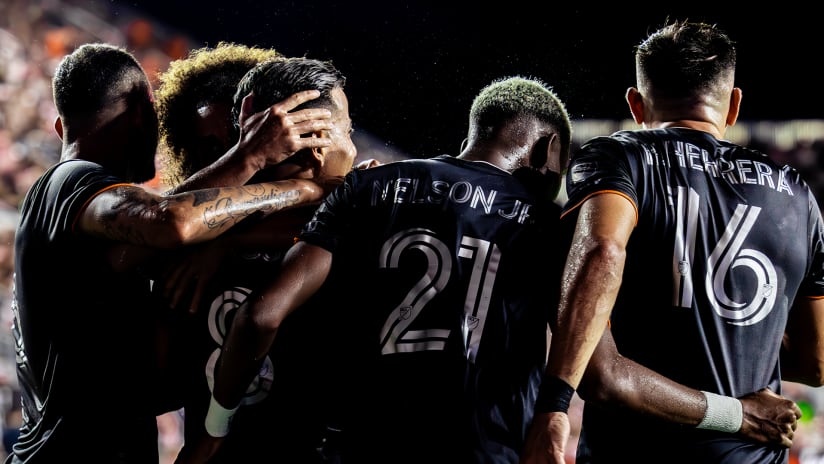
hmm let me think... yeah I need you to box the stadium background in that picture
[1,1,822,462]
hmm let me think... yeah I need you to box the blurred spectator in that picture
[0,207,18,460]
[126,18,154,50]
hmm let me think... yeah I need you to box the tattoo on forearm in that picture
[202,187,302,229]
[97,184,307,244]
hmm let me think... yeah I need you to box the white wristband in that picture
[697,391,743,433]
[204,396,239,438]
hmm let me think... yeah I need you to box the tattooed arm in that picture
[78,178,333,248]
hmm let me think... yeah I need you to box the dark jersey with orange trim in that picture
[563,128,824,463]
[9,160,160,464]
[299,155,562,463]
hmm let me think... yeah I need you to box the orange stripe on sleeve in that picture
[71,183,134,233]
[560,190,639,226]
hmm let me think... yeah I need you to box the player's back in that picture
[597,128,812,395]
[303,155,558,463]
[10,160,160,463]
[567,128,823,463]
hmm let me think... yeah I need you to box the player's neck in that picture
[646,120,724,139]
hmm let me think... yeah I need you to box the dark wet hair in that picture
[635,19,736,100]
[232,56,346,128]
[52,43,147,120]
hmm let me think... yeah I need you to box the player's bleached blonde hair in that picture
[469,76,572,162]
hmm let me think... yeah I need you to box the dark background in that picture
[123,1,821,157]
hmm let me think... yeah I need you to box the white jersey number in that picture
[378,228,499,362]
[672,186,777,325]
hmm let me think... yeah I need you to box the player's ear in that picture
[54,116,64,140]
[726,87,742,127]
[310,130,326,168]
[528,135,550,171]
[311,147,325,166]
[539,133,563,200]
[521,134,562,201]
[626,87,644,124]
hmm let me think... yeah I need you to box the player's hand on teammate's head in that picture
[236,90,333,169]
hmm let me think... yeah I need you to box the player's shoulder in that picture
[353,155,452,176]
[49,158,105,177]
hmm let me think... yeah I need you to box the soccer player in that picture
[525,20,819,464]
[169,56,358,463]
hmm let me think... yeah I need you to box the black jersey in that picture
[173,245,333,463]
[299,155,561,463]
[564,128,824,463]
[8,160,160,464]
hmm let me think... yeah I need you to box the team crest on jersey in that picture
[465,315,480,330]
[400,306,412,320]
[569,161,600,184]
[761,283,774,298]
[678,260,689,275]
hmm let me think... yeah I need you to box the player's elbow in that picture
[123,201,194,248]
[800,353,824,387]
[578,356,622,404]
[244,295,290,335]
[781,343,824,387]
[172,204,213,245]
[807,373,824,388]
[577,337,639,406]
[788,364,824,387]
[590,237,626,274]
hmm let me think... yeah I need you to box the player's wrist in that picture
[697,391,743,433]
[222,141,265,179]
[534,374,575,414]
[204,395,240,438]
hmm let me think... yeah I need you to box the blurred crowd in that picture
[2,0,824,463]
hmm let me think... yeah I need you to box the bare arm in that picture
[78,178,332,248]
[166,90,333,194]
[580,327,801,447]
[782,297,824,386]
[174,241,332,463]
[578,328,705,424]
[212,241,331,407]
[522,193,634,464]
[547,193,634,389]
